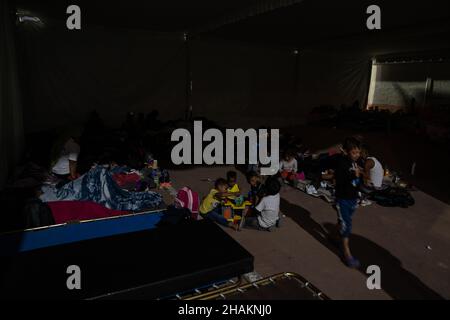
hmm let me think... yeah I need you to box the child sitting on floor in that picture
[200,178,237,229]
[243,176,280,231]
[280,150,298,183]
[226,170,241,195]
[359,144,384,191]
[246,171,263,206]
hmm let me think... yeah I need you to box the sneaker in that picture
[296,181,306,191]
[360,199,372,207]
[320,194,333,203]
[306,185,318,195]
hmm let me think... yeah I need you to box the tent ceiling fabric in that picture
[14,0,450,49]
[210,0,450,47]
[13,0,260,32]
[192,0,306,34]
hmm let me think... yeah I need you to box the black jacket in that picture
[335,156,359,200]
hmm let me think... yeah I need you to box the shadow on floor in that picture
[280,198,444,300]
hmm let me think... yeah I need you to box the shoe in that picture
[296,181,306,191]
[320,194,333,203]
[360,199,372,207]
[306,185,318,195]
[344,256,361,269]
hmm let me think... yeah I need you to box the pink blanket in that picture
[47,201,130,224]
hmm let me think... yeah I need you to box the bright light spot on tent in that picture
[293,50,299,55]
[16,9,44,28]
[18,16,41,23]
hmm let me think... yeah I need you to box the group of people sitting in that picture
[49,120,383,268]
[278,135,385,197]
[47,110,169,189]
[199,171,281,232]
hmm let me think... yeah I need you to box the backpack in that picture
[174,187,200,220]
[369,187,415,208]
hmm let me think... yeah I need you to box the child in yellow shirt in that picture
[226,171,241,197]
[200,178,237,229]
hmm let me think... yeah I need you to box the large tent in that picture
[2,0,450,187]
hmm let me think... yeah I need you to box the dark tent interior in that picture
[2,0,448,194]
[9,0,450,129]
[1,0,450,300]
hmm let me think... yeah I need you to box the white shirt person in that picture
[52,138,80,178]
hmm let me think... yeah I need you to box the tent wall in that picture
[1,1,24,189]
[18,25,373,131]
[18,26,186,132]
[191,39,371,128]
[296,51,371,113]
[191,38,299,128]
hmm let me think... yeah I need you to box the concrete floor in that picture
[168,166,450,300]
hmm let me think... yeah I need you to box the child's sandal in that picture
[344,256,361,269]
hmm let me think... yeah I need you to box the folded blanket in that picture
[40,166,163,211]
[47,201,129,224]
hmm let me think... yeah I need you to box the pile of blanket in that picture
[40,166,163,211]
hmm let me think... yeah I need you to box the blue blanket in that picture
[40,166,163,211]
